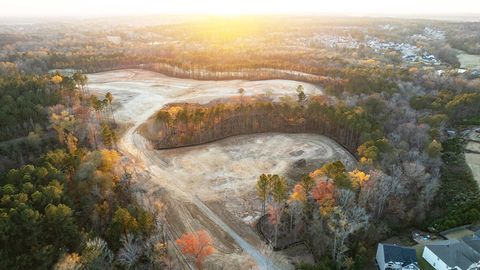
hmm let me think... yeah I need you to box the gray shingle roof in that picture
[381,243,419,267]
[426,239,480,269]
[465,239,480,254]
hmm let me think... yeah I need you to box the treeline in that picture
[44,52,336,83]
[446,23,480,54]
[410,90,480,125]
[427,138,480,231]
[145,63,331,84]
[141,95,374,154]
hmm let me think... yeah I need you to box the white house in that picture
[376,243,420,270]
[423,239,480,270]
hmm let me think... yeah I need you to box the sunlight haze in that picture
[3,0,480,17]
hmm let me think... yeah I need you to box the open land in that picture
[454,49,480,69]
[88,69,356,269]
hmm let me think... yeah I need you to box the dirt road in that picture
[88,69,354,269]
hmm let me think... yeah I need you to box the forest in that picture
[1,14,480,269]
[139,67,480,268]
[1,59,479,269]
[141,92,368,154]
[0,70,171,269]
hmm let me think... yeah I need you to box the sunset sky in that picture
[2,0,480,17]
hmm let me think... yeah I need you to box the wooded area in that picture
[141,95,368,154]
[0,71,171,269]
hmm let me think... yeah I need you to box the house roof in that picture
[380,243,419,267]
[426,239,480,270]
[465,239,480,254]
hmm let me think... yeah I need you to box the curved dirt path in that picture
[193,196,277,269]
[119,105,280,269]
[88,69,354,269]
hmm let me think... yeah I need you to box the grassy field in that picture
[443,228,475,240]
[454,49,480,69]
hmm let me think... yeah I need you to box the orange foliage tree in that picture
[176,230,215,269]
[289,184,306,202]
[311,180,336,215]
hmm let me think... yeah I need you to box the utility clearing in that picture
[88,69,355,269]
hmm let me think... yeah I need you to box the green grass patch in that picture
[454,49,480,69]
[414,244,435,270]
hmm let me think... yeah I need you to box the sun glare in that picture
[2,0,480,17]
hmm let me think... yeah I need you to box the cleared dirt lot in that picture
[148,133,355,221]
[88,69,323,124]
[88,69,355,269]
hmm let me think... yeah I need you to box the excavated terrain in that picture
[88,69,355,269]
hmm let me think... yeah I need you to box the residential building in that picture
[376,243,420,270]
[423,239,480,270]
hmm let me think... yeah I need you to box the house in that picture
[376,243,420,270]
[422,239,480,270]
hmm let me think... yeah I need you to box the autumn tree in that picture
[288,184,306,232]
[426,139,442,158]
[101,123,117,149]
[299,174,316,217]
[72,72,88,96]
[300,175,315,195]
[357,141,379,165]
[176,230,215,269]
[51,75,63,85]
[270,175,288,247]
[256,173,271,216]
[312,179,336,215]
[105,92,116,125]
[290,184,306,202]
[66,133,78,154]
[348,169,370,191]
[311,161,351,189]
[110,208,139,238]
[99,149,120,172]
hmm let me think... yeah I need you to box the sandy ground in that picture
[88,69,354,269]
[466,130,480,186]
[88,69,322,124]
[148,133,354,222]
